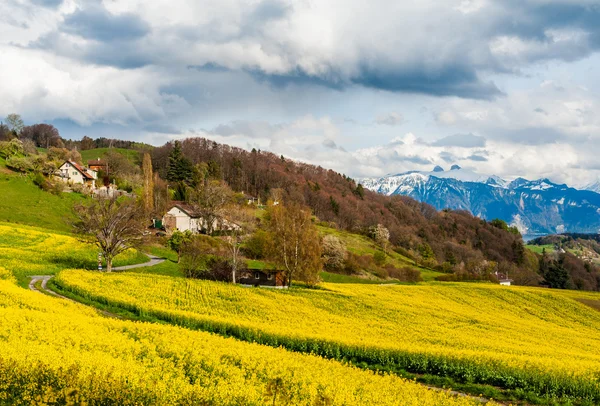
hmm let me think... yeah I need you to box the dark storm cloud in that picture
[432,133,487,148]
[62,4,150,42]
[26,1,600,99]
[351,64,502,100]
[246,68,346,90]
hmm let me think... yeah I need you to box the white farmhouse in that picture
[163,205,201,234]
[162,203,241,234]
[56,161,97,188]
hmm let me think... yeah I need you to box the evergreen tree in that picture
[167,141,193,183]
[544,261,570,289]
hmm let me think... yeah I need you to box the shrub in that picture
[322,235,346,271]
[243,230,268,259]
[385,265,422,282]
[373,250,386,267]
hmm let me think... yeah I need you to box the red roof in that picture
[67,161,94,180]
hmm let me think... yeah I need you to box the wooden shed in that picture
[238,269,288,288]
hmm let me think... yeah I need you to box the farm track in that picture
[28,253,166,319]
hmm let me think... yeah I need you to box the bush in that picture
[373,251,386,267]
[385,265,422,282]
[243,230,268,259]
[322,235,346,271]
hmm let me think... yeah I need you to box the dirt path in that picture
[112,254,165,271]
[28,253,165,319]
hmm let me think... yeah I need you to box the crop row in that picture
[54,269,600,402]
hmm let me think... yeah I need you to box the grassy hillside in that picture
[318,226,444,281]
[0,172,84,232]
[55,270,600,402]
[81,147,140,164]
[0,222,148,287]
[526,244,555,254]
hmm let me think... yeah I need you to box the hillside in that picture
[152,138,538,285]
[80,147,141,165]
[54,269,600,403]
[0,172,84,232]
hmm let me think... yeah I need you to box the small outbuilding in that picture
[499,279,513,286]
[238,269,288,288]
[88,158,108,172]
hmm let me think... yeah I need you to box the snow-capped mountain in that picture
[359,166,600,235]
[584,180,600,194]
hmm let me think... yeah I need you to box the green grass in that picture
[526,244,555,254]
[80,148,141,164]
[123,260,183,278]
[0,173,85,233]
[317,225,444,281]
[320,271,400,284]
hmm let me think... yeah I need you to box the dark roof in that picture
[88,159,107,166]
[66,161,94,180]
[169,203,201,218]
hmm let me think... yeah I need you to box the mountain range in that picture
[359,166,600,235]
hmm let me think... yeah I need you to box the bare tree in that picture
[190,180,233,234]
[222,205,256,283]
[266,203,322,286]
[73,197,145,272]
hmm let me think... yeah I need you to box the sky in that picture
[2,0,600,186]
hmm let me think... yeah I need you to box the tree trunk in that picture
[106,257,113,272]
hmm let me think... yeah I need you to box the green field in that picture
[526,244,555,254]
[0,173,85,232]
[80,148,141,164]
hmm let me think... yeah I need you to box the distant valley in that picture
[360,166,600,235]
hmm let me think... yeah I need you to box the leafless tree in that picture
[73,196,146,272]
[190,180,233,234]
[222,205,256,283]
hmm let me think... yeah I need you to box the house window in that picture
[267,273,273,280]
[254,272,260,280]
[73,171,78,175]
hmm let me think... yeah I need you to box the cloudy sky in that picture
[2,0,600,186]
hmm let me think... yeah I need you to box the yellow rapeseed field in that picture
[55,270,600,401]
[0,222,146,285]
[0,279,482,405]
[0,222,489,404]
